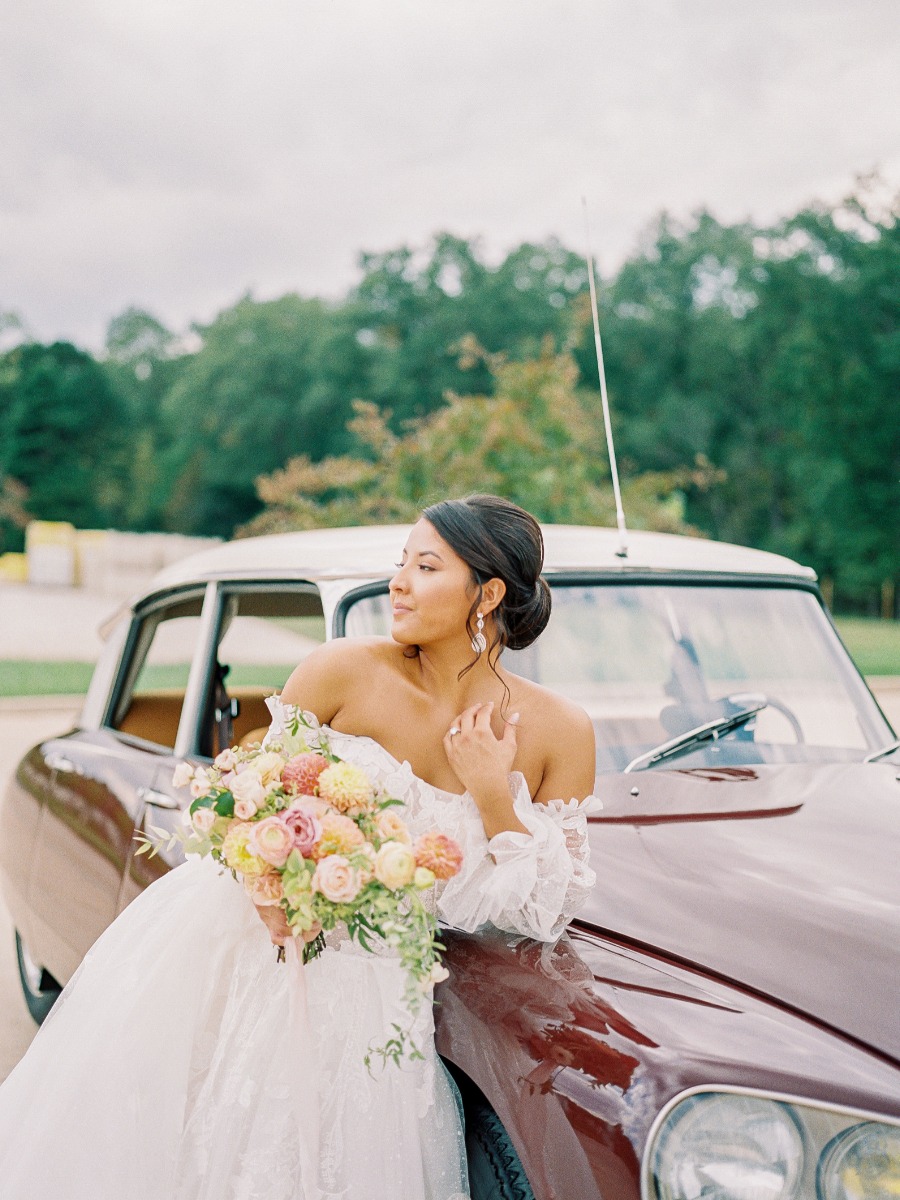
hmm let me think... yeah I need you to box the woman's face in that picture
[388,518,477,648]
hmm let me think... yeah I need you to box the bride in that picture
[0,494,598,1200]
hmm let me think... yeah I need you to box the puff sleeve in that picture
[435,772,599,942]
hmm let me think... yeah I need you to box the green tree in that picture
[0,342,129,547]
[102,308,187,531]
[353,234,588,424]
[158,295,369,537]
[576,189,899,611]
[239,346,715,536]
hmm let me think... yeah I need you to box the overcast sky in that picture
[2,0,898,349]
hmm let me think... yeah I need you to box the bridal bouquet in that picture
[136,706,463,1067]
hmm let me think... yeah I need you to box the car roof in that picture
[145,524,817,595]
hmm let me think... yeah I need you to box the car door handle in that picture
[137,786,180,810]
[45,752,79,774]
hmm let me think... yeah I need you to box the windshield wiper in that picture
[624,700,769,773]
[863,738,900,763]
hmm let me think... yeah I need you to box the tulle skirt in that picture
[0,857,469,1200]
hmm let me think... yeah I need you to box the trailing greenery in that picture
[0,185,897,613]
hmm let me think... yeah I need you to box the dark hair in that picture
[418,495,551,702]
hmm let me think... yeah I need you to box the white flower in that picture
[429,962,449,985]
[172,761,194,789]
[231,770,265,808]
[214,747,237,771]
[190,774,213,800]
[419,962,450,993]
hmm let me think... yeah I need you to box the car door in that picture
[26,587,212,985]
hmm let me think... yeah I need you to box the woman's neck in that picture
[409,638,506,709]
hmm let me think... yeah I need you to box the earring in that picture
[471,612,487,655]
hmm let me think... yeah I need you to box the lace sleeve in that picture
[435,772,599,942]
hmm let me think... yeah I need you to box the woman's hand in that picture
[443,702,529,838]
[254,903,321,948]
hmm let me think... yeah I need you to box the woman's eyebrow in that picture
[418,550,444,561]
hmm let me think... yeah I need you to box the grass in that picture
[833,618,900,676]
[0,661,296,697]
[0,619,897,696]
[0,660,95,696]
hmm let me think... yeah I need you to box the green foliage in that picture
[157,294,366,536]
[353,233,588,424]
[0,341,129,550]
[580,186,900,610]
[240,344,715,536]
[101,308,189,532]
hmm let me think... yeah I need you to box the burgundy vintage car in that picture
[2,525,899,1200]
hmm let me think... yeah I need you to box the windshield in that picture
[344,582,892,772]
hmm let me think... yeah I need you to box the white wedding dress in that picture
[0,698,596,1200]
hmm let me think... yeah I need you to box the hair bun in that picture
[504,576,552,650]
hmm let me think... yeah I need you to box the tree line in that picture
[0,184,897,616]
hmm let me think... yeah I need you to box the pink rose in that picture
[243,872,284,906]
[312,855,361,904]
[192,807,216,834]
[283,805,322,857]
[248,816,295,868]
[234,799,258,820]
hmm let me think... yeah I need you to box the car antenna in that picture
[583,197,629,558]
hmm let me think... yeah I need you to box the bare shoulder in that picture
[280,637,397,723]
[513,677,596,803]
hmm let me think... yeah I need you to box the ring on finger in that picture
[449,725,461,737]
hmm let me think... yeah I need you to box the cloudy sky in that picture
[2,0,897,349]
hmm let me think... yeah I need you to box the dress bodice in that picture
[263,695,599,942]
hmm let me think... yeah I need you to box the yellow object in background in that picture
[0,553,27,583]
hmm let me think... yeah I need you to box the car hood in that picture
[578,760,900,1061]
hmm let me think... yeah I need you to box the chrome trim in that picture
[137,786,180,811]
[639,1084,900,1200]
[174,582,220,759]
[864,738,900,763]
[17,936,44,994]
[44,752,77,774]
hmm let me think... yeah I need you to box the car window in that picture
[202,586,326,758]
[107,593,207,750]
[344,582,891,772]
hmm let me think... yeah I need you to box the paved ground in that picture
[0,582,119,661]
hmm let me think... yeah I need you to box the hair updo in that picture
[421,494,552,659]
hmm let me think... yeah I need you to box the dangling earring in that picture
[471,612,487,655]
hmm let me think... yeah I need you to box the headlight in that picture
[644,1089,900,1200]
[818,1121,900,1200]
[648,1092,804,1200]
